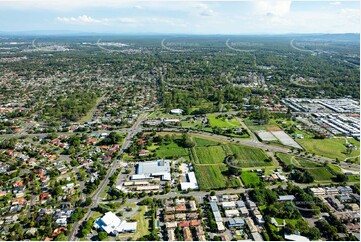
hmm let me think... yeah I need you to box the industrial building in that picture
[132,160,171,181]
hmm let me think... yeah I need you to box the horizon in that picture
[0,0,359,35]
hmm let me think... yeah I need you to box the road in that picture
[68,113,148,241]
[100,181,360,205]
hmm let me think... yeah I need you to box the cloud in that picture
[253,0,292,17]
[56,15,101,24]
[339,8,360,24]
[330,1,341,5]
[56,15,187,27]
[197,3,216,17]
[134,5,143,10]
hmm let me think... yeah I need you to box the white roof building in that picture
[94,212,137,235]
[180,172,198,190]
[170,109,184,115]
[285,234,310,241]
[310,187,326,196]
[221,201,236,209]
[224,209,240,218]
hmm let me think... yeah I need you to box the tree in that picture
[334,173,348,182]
[227,166,241,176]
[98,232,108,241]
[55,234,68,241]
[181,133,195,148]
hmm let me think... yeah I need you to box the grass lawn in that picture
[181,120,203,129]
[275,218,299,227]
[195,146,226,164]
[90,211,102,220]
[80,96,103,123]
[241,171,261,187]
[123,154,135,161]
[146,144,159,152]
[132,206,149,240]
[116,206,149,241]
[223,144,273,167]
[194,164,241,190]
[207,114,240,128]
[298,138,360,161]
[244,118,280,132]
[194,137,220,147]
[155,141,189,159]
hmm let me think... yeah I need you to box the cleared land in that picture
[194,164,241,190]
[298,138,360,161]
[155,141,189,159]
[207,114,240,128]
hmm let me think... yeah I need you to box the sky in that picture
[0,0,359,34]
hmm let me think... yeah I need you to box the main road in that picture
[68,113,148,241]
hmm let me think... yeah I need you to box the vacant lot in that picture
[223,144,272,167]
[276,153,300,166]
[194,164,241,190]
[195,146,226,164]
[194,137,220,147]
[298,138,360,161]
[207,114,240,128]
[155,141,189,159]
[241,171,261,187]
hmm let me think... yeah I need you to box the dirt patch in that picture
[266,125,281,132]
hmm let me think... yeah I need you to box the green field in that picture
[223,144,272,167]
[207,114,240,128]
[194,137,220,147]
[194,164,241,190]
[297,158,322,168]
[195,146,226,164]
[327,164,342,174]
[155,141,189,159]
[241,171,261,187]
[276,153,300,166]
[277,153,336,181]
[307,167,335,181]
[298,138,360,161]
